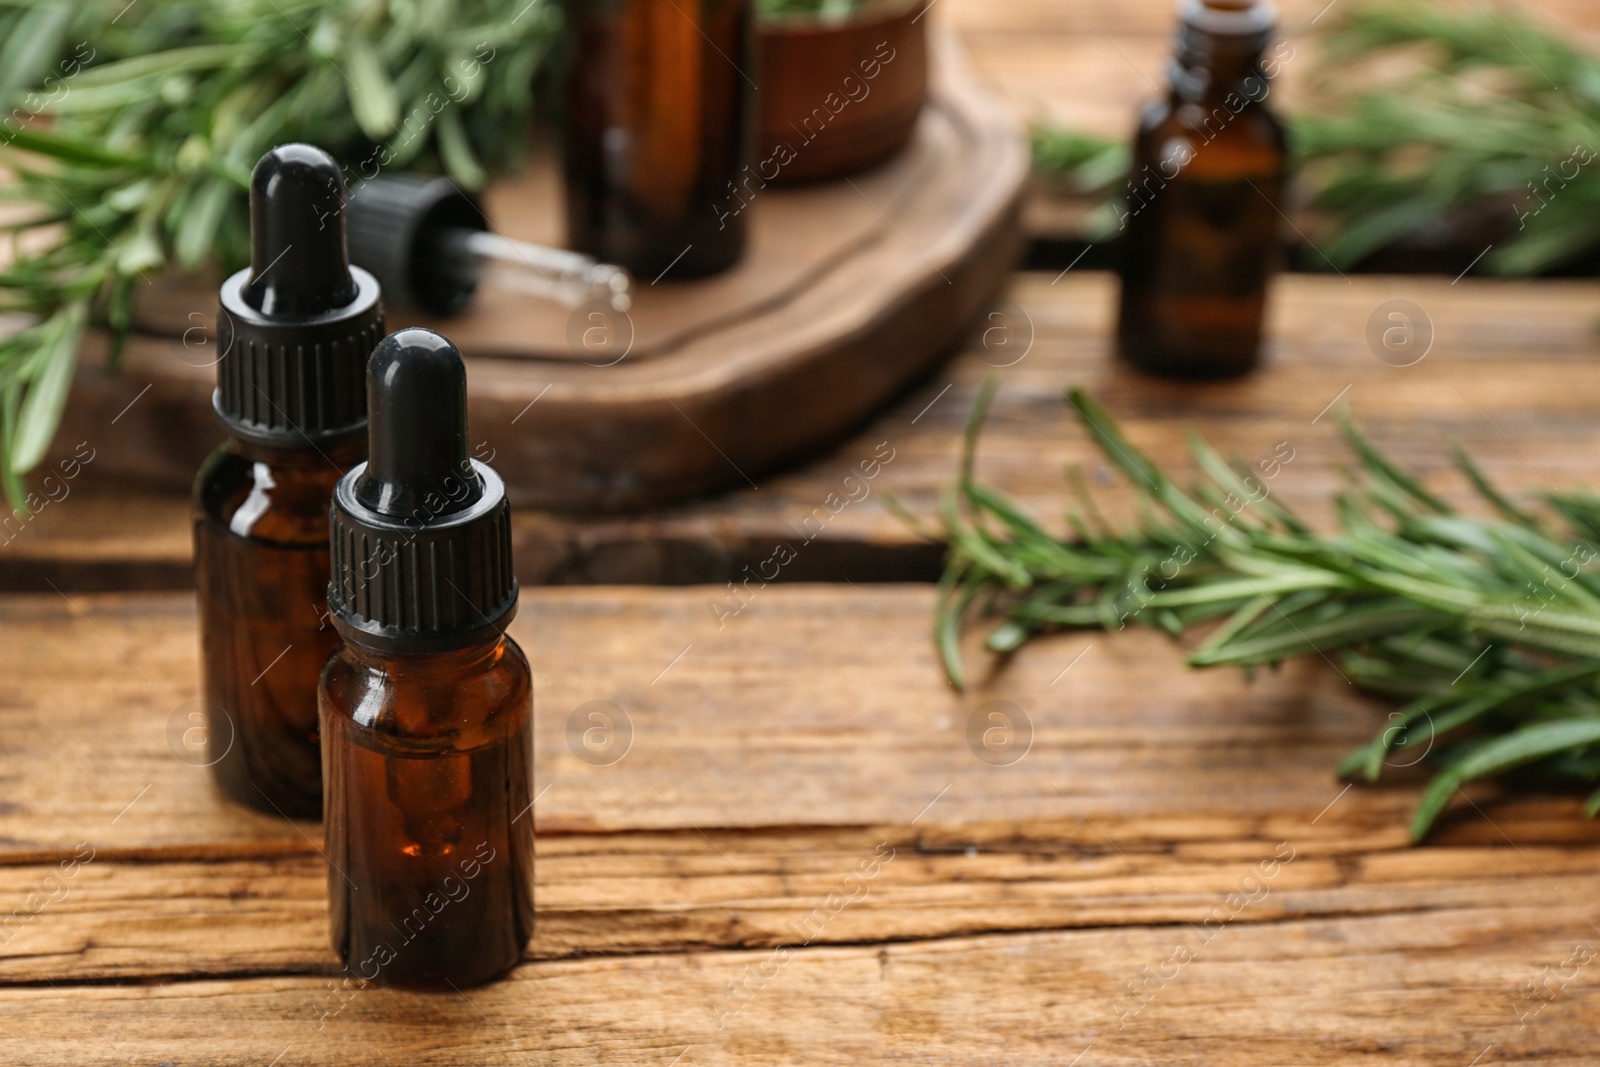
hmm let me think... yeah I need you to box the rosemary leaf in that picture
[1410,719,1600,840]
[924,380,1600,840]
[0,0,560,503]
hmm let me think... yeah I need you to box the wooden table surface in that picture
[11,3,1600,1064]
[9,269,1600,1064]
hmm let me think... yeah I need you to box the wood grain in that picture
[6,822,1600,983]
[3,583,1599,1040]
[11,274,1600,1054]
[6,908,1599,1065]
[3,582,1585,846]
[0,584,1421,849]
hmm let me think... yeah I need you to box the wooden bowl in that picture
[756,1,928,184]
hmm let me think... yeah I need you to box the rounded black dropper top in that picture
[328,327,515,654]
[215,143,384,447]
[242,144,359,317]
[354,328,483,517]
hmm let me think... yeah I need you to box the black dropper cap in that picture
[216,144,384,447]
[328,328,516,654]
[1177,0,1275,65]
[346,174,485,316]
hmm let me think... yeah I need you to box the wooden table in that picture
[8,269,1600,1064]
[13,3,1600,1062]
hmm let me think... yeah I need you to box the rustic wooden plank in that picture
[15,273,1600,588]
[0,581,1488,843]
[6,823,1600,983]
[0,583,1425,850]
[5,907,1599,1065]
[4,573,1599,1049]
[0,483,192,591]
[0,482,947,592]
[569,273,1600,571]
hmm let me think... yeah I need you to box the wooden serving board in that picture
[55,30,1028,513]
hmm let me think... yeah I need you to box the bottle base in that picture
[1117,345,1262,381]
[583,237,745,283]
[346,955,524,992]
[1115,310,1264,381]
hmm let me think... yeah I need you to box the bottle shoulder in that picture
[1132,93,1286,181]
[194,441,353,546]
[1138,91,1285,143]
[321,637,533,751]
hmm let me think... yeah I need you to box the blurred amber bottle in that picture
[196,145,383,819]
[196,436,364,818]
[562,0,755,279]
[1117,0,1289,378]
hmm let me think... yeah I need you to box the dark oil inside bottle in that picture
[562,0,755,279]
[194,436,362,819]
[321,638,535,988]
[1117,0,1287,379]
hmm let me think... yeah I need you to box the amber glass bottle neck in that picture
[341,634,511,677]
[226,430,366,471]
[1170,1,1275,105]
[1169,55,1268,106]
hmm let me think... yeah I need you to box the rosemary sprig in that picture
[1296,1,1600,274]
[0,0,560,504]
[931,381,1600,841]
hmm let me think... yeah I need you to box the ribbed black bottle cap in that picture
[217,144,384,448]
[328,328,516,654]
[346,174,486,316]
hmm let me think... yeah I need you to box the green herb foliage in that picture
[1031,0,1600,275]
[933,382,1600,841]
[1296,1,1600,274]
[756,0,872,22]
[0,0,559,503]
[1029,126,1128,242]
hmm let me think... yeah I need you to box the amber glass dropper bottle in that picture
[321,328,534,989]
[1116,0,1287,378]
[563,0,755,279]
[194,144,384,819]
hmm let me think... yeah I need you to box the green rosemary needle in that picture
[931,381,1600,841]
[0,0,561,503]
